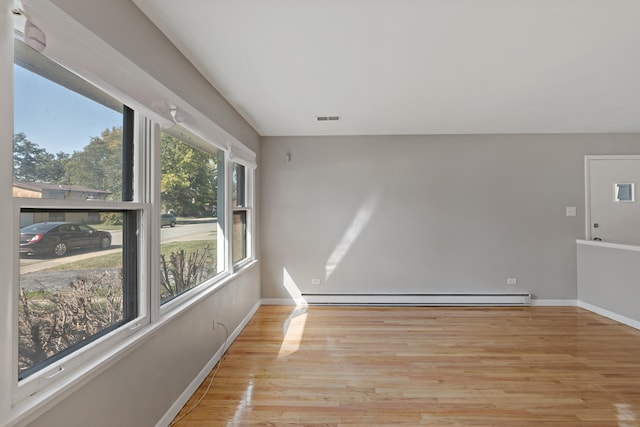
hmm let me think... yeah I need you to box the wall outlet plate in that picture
[507,278,517,285]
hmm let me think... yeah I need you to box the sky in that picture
[13,64,123,155]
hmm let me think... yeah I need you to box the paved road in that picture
[20,222,217,275]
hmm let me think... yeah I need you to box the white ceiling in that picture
[133,0,640,136]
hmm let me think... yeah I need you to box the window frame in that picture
[11,32,151,400]
[10,39,150,398]
[12,200,149,402]
[230,161,255,270]
[157,127,229,313]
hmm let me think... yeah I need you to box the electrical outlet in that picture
[507,278,517,285]
[311,278,321,285]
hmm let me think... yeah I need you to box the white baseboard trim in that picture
[530,299,578,306]
[155,300,261,427]
[577,301,640,330]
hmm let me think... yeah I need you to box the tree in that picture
[160,133,218,216]
[64,127,123,200]
[13,132,68,183]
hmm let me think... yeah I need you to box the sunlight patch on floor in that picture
[277,307,308,359]
[616,403,638,427]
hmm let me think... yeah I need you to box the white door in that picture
[587,156,640,245]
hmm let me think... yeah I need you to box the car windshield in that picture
[20,223,58,233]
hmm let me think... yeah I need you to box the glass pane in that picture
[18,210,131,378]
[232,163,246,208]
[160,132,223,304]
[232,210,247,265]
[615,183,634,202]
[13,39,124,201]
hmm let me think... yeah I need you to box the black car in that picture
[20,222,112,257]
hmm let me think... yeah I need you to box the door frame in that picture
[585,154,640,241]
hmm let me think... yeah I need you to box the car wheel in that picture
[100,236,111,249]
[170,221,176,227]
[53,242,68,257]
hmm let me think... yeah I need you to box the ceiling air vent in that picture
[316,115,340,121]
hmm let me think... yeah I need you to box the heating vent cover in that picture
[301,292,532,306]
[316,115,340,121]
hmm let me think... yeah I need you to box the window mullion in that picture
[1,5,16,418]
[225,153,234,273]
[148,121,162,321]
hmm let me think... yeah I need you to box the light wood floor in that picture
[173,306,640,426]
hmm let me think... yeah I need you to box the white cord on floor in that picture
[169,322,230,426]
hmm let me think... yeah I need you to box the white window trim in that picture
[1,3,17,423]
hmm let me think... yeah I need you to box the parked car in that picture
[20,222,112,257]
[161,213,177,228]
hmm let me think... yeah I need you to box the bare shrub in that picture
[160,246,214,301]
[18,270,123,373]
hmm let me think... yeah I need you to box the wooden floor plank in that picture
[172,306,640,426]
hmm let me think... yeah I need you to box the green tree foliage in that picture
[14,128,219,215]
[161,133,218,216]
[13,132,69,183]
[63,127,123,200]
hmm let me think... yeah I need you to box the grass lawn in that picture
[45,240,216,271]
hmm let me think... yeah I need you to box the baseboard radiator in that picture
[301,292,531,306]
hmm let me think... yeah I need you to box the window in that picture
[18,209,137,379]
[614,183,635,202]
[14,38,141,381]
[159,130,225,304]
[232,163,252,266]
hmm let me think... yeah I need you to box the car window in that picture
[78,225,92,232]
[21,223,50,233]
[58,225,70,232]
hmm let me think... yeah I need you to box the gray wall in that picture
[578,243,640,322]
[28,1,261,426]
[261,134,640,301]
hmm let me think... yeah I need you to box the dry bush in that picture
[18,270,123,373]
[159,246,215,301]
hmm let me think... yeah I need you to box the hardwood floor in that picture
[172,306,640,426]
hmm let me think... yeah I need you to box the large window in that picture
[159,130,225,304]
[232,163,252,266]
[13,38,140,381]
